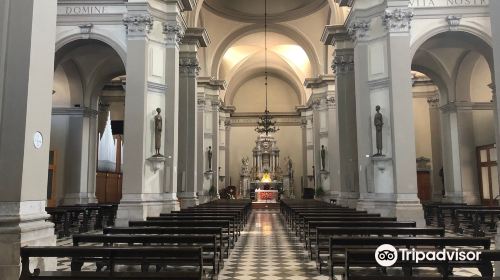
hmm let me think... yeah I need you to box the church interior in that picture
[3,0,500,279]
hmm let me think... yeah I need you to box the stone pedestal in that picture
[177,192,199,209]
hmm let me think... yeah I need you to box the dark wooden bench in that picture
[303,217,400,244]
[344,249,500,280]
[103,226,228,259]
[327,236,491,280]
[73,234,220,275]
[19,246,205,280]
[453,209,500,236]
[162,212,244,232]
[149,215,239,240]
[296,213,381,236]
[129,220,234,252]
[312,227,445,272]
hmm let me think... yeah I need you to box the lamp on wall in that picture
[255,0,279,136]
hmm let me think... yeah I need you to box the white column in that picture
[349,2,424,225]
[440,104,480,204]
[162,4,185,210]
[0,0,57,278]
[305,77,341,201]
[117,7,174,226]
[54,108,98,204]
[427,96,444,201]
[196,78,226,202]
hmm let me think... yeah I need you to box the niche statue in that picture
[374,105,384,156]
[320,145,326,171]
[207,146,213,171]
[154,108,163,156]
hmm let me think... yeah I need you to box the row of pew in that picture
[20,199,251,280]
[281,199,500,280]
[423,202,500,237]
[46,204,118,237]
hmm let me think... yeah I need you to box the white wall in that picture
[232,75,299,112]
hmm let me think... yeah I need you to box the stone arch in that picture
[55,29,127,66]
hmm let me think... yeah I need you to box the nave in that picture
[38,199,500,280]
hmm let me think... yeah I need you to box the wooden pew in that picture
[129,220,234,254]
[73,234,220,275]
[312,227,445,272]
[303,217,400,244]
[344,249,500,280]
[103,226,228,260]
[19,246,205,280]
[147,215,239,241]
[327,236,491,280]
[453,209,500,236]
[168,210,245,230]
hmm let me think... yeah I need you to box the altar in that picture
[255,189,279,203]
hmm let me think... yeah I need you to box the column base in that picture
[0,201,56,280]
[442,191,481,205]
[62,192,98,205]
[115,194,179,227]
[357,194,426,227]
[177,192,199,209]
[337,191,360,208]
[197,192,216,205]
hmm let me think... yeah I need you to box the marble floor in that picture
[218,210,329,280]
[55,210,485,279]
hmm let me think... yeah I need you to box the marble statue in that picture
[374,105,384,156]
[320,145,326,170]
[208,146,213,171]
[154,108,162,156]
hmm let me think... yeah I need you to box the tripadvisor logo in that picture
[374,244,482,267]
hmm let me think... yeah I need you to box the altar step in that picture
[251,202,280,210]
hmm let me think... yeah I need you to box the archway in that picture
[411,31,495,204]
[50,39,125,206]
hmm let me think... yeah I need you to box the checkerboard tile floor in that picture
[218,210,329,280]
[55,211,491,279]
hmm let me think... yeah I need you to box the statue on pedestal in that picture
[207,146,213,171]
[240,156,250,176]
[321,145,326,170]
[154,108,162,156]
[374,105,384,156]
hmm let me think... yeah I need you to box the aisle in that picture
[219,210,328,280]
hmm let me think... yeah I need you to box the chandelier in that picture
[255,0,279,136]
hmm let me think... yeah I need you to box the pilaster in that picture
[490,1,500,197]
[177,28,209,208]
[348,1,424,226]
[117,4,178,226]
[322,25,359,208]
[197,78,226,202]
[0,1,58,279]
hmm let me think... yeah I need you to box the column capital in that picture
[179,55,200,76]
[382,8,414,33]
[332,53,354,74]
[347,19,370,42]
[123,13,154,37]
[163,22,185,46]
[427,95,440,109]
